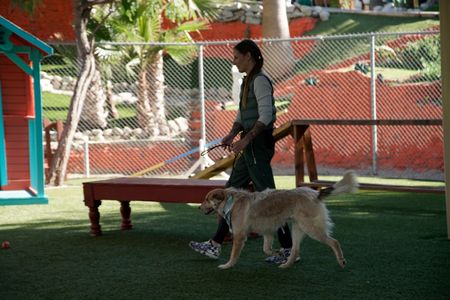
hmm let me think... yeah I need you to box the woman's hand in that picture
[231,135,251,153]
[229,121,265,153]
[221,122,243,151]
[221,134,235,151]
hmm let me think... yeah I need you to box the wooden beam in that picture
[293,124,308,186]
[192,120,294,179]
[191,155,236,179]
[440,1,450,239]
[303,128,317,183]
[291,119,442,126]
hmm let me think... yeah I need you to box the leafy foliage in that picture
[377,34,441,81]
[10,0,43,14]
[102,0,223,67]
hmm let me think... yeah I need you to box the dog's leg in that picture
[218,232,247,269]
[326,237,346,268]
[263,234,274,256]
[300,221,346,268]
[279,224,304,268]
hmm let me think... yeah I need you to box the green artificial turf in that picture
[0,177,449,299]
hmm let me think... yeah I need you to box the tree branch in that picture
[91,2,115,34]
[87,0,116,6]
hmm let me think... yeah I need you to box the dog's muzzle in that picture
[199,203,215,215]
[203,207,215,215]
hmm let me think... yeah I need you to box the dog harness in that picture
[223,195,235,233]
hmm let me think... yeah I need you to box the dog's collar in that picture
[223,195,234,233]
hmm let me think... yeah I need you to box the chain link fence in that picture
[41,30,443,181]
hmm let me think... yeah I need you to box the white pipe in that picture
[198,45,207,170]
[84,141,90,177]
[370,34,378,175]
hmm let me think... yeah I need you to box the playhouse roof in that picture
[0,16,53,56]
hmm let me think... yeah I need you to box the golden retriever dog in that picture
[199,171,358,269]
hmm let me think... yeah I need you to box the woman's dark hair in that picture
[234,39,264,108]
[234,39,264,73]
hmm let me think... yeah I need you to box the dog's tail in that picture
[318,171,359,200]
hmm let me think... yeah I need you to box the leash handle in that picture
[201,143,231,156]
[200,143,242,171]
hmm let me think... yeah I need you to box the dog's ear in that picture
[207,188,227,203]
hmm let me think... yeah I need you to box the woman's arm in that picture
[254,75,273,126]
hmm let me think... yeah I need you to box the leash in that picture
[200,143,230,156]
[201,143,243,170]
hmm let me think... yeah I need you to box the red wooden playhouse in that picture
[0,16,53,205]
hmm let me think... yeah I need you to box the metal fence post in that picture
[184,44,210,176]
[370,34,378,175]
[84,141,90,177]
[198,44,207,170]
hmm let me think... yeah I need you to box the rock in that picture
[300,5,313,17]
[245,15,261,25]
[132,128,144,137]
[103,128,113,137]
[319,10,330,21]
[41,78,53,92]
[74,132,85,140]
[112,127,124,136]
[174,117,188,132]
[91,129,103,136]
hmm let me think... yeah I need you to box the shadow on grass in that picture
[0,192,449,299]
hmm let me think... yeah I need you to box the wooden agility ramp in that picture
[192,119,444,194]
[191,121,294,179]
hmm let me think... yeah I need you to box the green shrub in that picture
[420,55,441,81]
[399,34,440,70]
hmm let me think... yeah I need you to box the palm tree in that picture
[48,0,119,185]
[111,0,222,134]
[12,0,116,185]
[11,0,222,184]
[262,0,294,81]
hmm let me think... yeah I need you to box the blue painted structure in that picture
[0,16,53,205]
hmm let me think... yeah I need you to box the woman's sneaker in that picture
[265,248,300,264]
[189,240,221,259]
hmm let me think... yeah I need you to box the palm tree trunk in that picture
[46,0,98,185]
[147,50,169,135]
[80,69,108,129]
[137,65,154,129]
[106,79,119,119]
[262,0,294,80]
[136,50,168,135]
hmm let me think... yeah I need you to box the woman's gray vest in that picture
[239,72,276,131]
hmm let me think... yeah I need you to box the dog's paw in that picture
[218,263,233,269]
[278,262,292,269]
